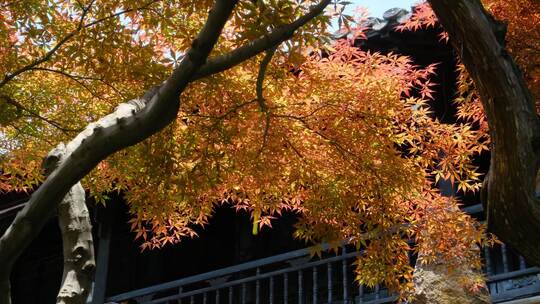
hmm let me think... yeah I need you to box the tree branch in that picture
[256,47,276,111]
[42,144,96,304]
[28,68,103,100]
[192,0,331,80]
[428,0,540,265]
[0,95,81,133]
[0,1,238,303]
[29,67,101,81]
[82,0,160,28]
[0,1,335,302]
[0,0,161,90]
[189,99,257,120]
[256,47,277,155]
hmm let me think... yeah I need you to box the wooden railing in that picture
[105,204,540,304]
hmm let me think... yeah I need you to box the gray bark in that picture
[413,259,491,304]
[43,144,96,304]
[56,183,94,304]
[429,0,540,266]
[0,1,331,303]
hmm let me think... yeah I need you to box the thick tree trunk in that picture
[43,144,96,304]
[56,183,94,304]
[0,278,9,304]
[429,0,540,265]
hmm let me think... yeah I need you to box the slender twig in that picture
[0,0,162,89]
[83,0,159,28]
[1,95,80,133]
[0,1,91,90]
[78,0,96,29]
[10,123,54,146]
[256,47,277,111]
[99,79,126,99]
[0,34,76,89]
[28,67,100,81]
[256,46,277,156]
[274,112,384,182]
[189,99,257,120]
[283,136,305,160]
[28,67,102,99]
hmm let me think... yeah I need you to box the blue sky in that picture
[328,0,417,30]
[345,0,417,17]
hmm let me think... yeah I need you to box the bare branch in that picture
[283,136,305,160]
[78,0,97,29]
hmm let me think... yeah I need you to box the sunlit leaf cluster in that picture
[0,0,498,296]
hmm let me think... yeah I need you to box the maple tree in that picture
[0,0,537,303]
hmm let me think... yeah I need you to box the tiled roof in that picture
[334,7,414,39]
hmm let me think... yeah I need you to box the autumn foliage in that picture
[0,0,509,297]
[399,0,540,133]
